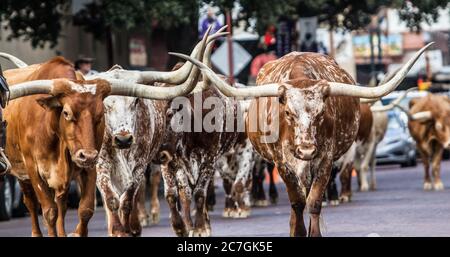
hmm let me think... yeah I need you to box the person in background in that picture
[300,32,319,52]
[264,25,277,50]
[249,46,277,85]
[199,7,222,38]
[74,57,98,76]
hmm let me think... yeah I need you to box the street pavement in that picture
[1,161,450,237]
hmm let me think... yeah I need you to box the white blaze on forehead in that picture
[104,96,138,134]
[69,81,97,95]
[286,88,324,144]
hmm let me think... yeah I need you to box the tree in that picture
[296,0,449,31]
[1,0,448,62]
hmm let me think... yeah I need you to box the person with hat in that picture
[74,56,98,76]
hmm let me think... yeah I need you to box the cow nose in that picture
[74,149,98,167]
[294,145,317,160]
[114,134,134,149]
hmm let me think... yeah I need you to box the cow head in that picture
[36,79,111,168]
[410,95,450,149]
[103,96,138,149]
[279,79,329,160]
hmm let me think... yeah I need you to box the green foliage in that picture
[0,0,448,48]
[0,0,70,48]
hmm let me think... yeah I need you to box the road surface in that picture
[1,161,450,237]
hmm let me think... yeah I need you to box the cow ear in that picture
[36,96,62,110]
[278,85,287,105]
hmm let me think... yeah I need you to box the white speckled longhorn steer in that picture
[89,27,224,236]
[176,43,432,237]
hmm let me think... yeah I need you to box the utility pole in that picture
[226,9,234,84]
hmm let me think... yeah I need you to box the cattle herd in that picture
[0,25,440,237]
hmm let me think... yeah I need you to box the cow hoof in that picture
[140,216,150,227]
[330,200,340,206]
[434,182,444,191]
[31,232,43,237]
[253,200,268,207]
[339,195,351,203]
[174,229,188,237]
[222,208,233,218]
[151,212,160,224]
[67,233,81,237]
[207,205,214,212]
[232,209,250,219]
[423,182,433,191]
[370,183,377,191]
[321,201,328,207]
[111,231,131,237]
[360,184,369,192]
[190,229,210,237]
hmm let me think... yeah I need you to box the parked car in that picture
[376,111,417,167]
[0,174,27,221]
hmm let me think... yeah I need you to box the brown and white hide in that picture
[215,132,256,218]
[159,85,239,237]
[247,52,360,237]
[96,96,166,237]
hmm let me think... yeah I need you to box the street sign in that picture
[211,41,252,77]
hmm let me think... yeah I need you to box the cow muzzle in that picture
[294,144,317,160]
[73,149,99,168]
[113,133,134,149]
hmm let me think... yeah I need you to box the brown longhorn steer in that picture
[175,42,431,236]
[397,94,450,191]
[2,51,205,236]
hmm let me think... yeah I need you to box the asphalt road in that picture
[1,161,450,237]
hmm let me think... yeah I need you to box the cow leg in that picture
[339,161,353,202]
[128,180,147,237]
[55,185,70,237]
[71,169,96,237]
[268,162,279,204]
[359,140,376,192]
[231,152,254,218]
[191,166,214,237]
[369,151,377,190]
[307,160,333,237]
[252,160,268,207]
[19,181,42,237]
[325,165,339,206]
[278,165,307,237]
[97,169,126,237]
[135,166,150,227]
[119,182,139,236]
[26,171,58,237]
[206,177,216,212]
[149,164,161,224]
[162,163,187,236]
[222,178,234,218]
[431,143,444,190]
[417,145,432,190]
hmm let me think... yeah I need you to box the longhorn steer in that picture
[1,52,202,236]
[176,43,431,236]
[89,29,218,236]
[396,93,450,190]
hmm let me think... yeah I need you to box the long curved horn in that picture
[8,80,54,100]
[169,53,281,97]
[393,103,432,122]
[370,87,417,112]
[110,25,228,84]
[360,98,379,104]
[328,43,433,98]
[360,68,400,103]
[0,52,28,68]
